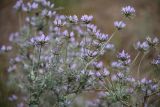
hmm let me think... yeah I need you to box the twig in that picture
[137,53,146,79]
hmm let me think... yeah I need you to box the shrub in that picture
[1,0,160,107]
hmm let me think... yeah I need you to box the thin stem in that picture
[147,89,160,98]
[64,38,69,70]
[37,46,42,68]
[97,77,110,92]
[142,89,148,107]
[84,31,117,71]
[132,52,140,65]
[137,53,146,79]
[19,13,22,28]
[99,71,113,90]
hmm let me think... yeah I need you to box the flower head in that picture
[117,50,130,61]
[81,15,93,24]
[53,19,66,27]
[146,36,159,47]
[41,9,56,18]
[104,43,115,51]
[0,45,12,53]
[13,0,23,10]
[95,32,109,41]
[68,15,78,23]
[31,33,49,46]
[87,24,97,34]
[151,55,160,66]
[122,6,135,18]
[114,21,126,30]
[135,41,150,52]
[111,61,123,69]
[8,94,18,101]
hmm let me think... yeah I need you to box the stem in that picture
[84,31,117,71]
[64,38,69,70]
[37,46,42,68]
[137,53,146,79]
[132,52,140,65]
[142,89,148,107]
[19,13,22,28]
[120,100,131,107]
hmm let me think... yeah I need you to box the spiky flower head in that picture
[30,33,49,46]
[114,21,126,30]
[122,6,135,18]
[81,15,93,24]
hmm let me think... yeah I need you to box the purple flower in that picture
[111,61,123,69]
[41,9,56,17]
[93,61,104,69]
[53,19,66,27]
[40,0,54,8]
[135,41,150,52]
[80,48,98,57]
[103,68,110,76]
[95,72,101,77]
[117,50,130,61]
[151,84,158,91]
[22,4,27,12]
[8,65,17,72]
[96,32,109,41]
[117,72,124,78]
[0,45,12,53]
[97,91,107,98]
[8,94,18,101]
[13,0,23,10]
[122,6,135,17]
[26,2,39,11]
[41,9,48,16]
[111,74,118,81]
[31,2,38,9]
[69,32,75,42]
[104,43,115,51]
[126,77,135,82]
[81,15,93,24]
[114,21,126,30]
[63,30,69,37]
[68,15,78,23]
[116,50,131,66]
[87,24,97,33]
[141,78,147,84]
[92,40,101,47]
[146,36,159,47]
[151,55,160,65]
[30,33,49,46]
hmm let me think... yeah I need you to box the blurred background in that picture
[0,0,160,106]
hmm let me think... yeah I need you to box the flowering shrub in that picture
[1,0,160,107]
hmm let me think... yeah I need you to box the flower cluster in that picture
[0,45,12,53]
[146,36,159,47]
[152,55,160,66]
[30,33,49,46]
[135,37,159,52]
[122,6,135,18]
[112,50,131,69]
[68,15,78,23]
[114,21,126,30]
[81,15,93,24]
